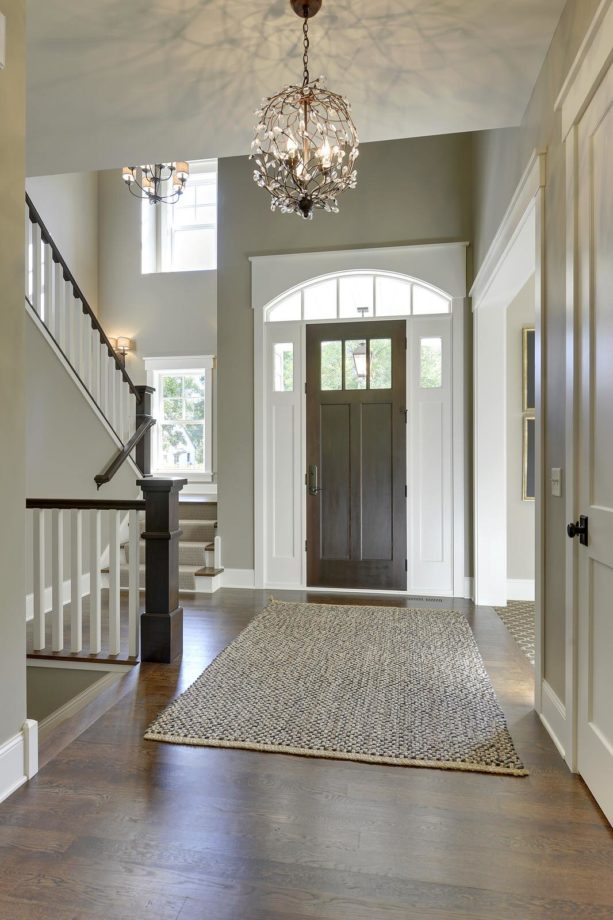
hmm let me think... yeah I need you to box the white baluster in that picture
[90,332,101,406]
[63,280,73,360]
[32,509,46,651]
[25,205,31,299]
[107,359,116,431]
[70,509,83,653]
[128,508,140,659]
[89,509,102,654]
[73,301,84,380]
[51,509,64,652]
[53,266,66,350]
[108,509,121,656]
[42,242,53,328]
[99,342,108,417]
[115,368,124,440]
[31,223,42,317]
[123,385,132,443]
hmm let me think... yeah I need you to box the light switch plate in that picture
[0,13,5,70]
[551,467,562,498]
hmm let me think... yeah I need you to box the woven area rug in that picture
[494,601,535,665]
[145,600,527,776]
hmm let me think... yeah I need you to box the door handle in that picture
[567,515,588,546]
[308,464,323,495]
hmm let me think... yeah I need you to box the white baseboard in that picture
[222,569,256,589]
[38,672,120,740]
[464,577,474,600]
[26,573,91,622]
[0,720,39,805]
[507,578,535,601]
[539,679,567,760]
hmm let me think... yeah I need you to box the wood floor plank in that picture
[3,589,612,919]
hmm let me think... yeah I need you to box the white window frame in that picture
[143,355,215,482]
[142,159,218,275]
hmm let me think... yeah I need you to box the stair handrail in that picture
[95,417,156,489]
[25,193,140,400]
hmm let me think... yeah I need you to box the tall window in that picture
[144,356,215,480]
[142,160,217,274]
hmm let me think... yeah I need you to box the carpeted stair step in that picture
[126,539,211,568]
[178,520,217,543]
[178,499,217,522]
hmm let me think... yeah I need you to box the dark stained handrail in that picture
[26,498,146,511]
[94,418,156,489]
[25,192,140,400]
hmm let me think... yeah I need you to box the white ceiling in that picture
[26,0,566,176]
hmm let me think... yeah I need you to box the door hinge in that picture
[305,540,308,552]
[404,559,408,572]
[404,336,408,350]
[402,409,408,423]
[404,485,407,498]
[305,381,307,395]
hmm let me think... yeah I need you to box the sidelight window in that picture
[419,337,442,388]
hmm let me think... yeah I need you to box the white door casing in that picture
[574,62,613,826]
[252,245,467,596]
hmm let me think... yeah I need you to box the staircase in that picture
[119,497,224,594]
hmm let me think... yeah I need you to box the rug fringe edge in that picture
[142,733,529,777]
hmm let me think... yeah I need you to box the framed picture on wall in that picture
[523,326,535,412]
[523,414,536,501]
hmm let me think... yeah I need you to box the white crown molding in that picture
[470,150,546,307]
[555,0,613,139]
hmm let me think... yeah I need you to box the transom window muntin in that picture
[266,272,451,322]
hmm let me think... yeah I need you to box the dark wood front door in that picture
[306,321,406,589]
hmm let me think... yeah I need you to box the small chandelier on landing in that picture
[121,162,190,204]
[251,0,359,220]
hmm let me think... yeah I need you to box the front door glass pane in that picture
[345,340,368,390]
[369,338,392,389]
[321,341,342,390]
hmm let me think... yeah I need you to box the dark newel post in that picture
[135,385,155,476]
[138,478,187,663]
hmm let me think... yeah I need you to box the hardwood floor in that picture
[3,590,613,919]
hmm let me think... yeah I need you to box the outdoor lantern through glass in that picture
[251,0,359,219]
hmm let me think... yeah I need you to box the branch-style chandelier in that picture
[251,0,359,220]
[121,162,190,204]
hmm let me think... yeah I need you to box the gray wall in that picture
[0,0,27,746]
[471,0,601,697]
[97,169,217,385]
[27,666,103,723]
[26,171,99,312]
[507,276,535,583]
[218,134,473,570]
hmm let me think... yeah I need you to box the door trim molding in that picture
[252,244,467,595]
[561,3,612,774]
[471,150,546,721]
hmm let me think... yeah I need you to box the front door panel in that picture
[306,321,406,589]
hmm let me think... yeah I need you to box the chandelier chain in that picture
[302,17,310,86]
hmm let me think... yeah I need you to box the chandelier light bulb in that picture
[250,0,359,219]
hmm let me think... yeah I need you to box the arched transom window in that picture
[265,271,451,322]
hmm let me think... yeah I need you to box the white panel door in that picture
[575,62,613,826]
[408,316,453,595]
[265,323,303,586]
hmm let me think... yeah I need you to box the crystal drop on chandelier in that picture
[250,3,359,219]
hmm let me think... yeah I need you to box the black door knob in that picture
[567,515,588,546]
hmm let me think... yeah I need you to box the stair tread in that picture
[194,567,224,577]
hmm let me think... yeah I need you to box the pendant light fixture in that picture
[251,0,359,220]
[121,163,190,204]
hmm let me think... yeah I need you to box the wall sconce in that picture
[108,336,133,366]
